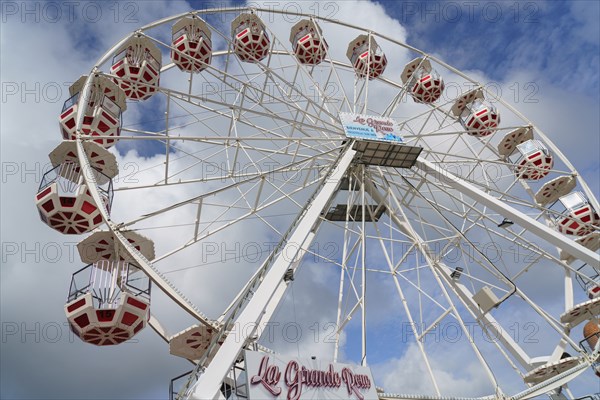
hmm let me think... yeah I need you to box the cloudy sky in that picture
[1,1,599,399]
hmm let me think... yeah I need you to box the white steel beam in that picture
[254,232,314,331]
[415,158,600,267]
[363,174,534,370]
[148,314,170,342]
[189,147,356,399]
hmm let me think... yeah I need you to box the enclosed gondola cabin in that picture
[110,35,162,100]
[171,16,212,73]
[346,35,387,80]
[461,99,500,137]
[555,192,600,236]
[59,75,126,148]
[512,139,554,181]
[401,58,445,104]
[35,142,115,234]
[231,13,270,63]
[65,260,151,346]
[451,90,500,137]
[289,19,328,65]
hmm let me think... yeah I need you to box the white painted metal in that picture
[362,176,501,390]
[74,83,218,328]
[148,314,171,343]
[189,146,356,399]
[366,171,536,371]
[360,165,368,367]
[252,232,314,329]
[415,158,599,267]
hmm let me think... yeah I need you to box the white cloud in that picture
[374,343,493,396]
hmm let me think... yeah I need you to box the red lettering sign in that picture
[352,115,395,134]
[342,367,372,400]
[249,356,282,396]
[249,355,372,400]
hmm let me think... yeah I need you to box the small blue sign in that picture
[339,113,404,144]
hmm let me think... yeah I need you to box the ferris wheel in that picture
[34,6,600,400]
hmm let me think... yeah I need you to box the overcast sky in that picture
[1,1,599,399]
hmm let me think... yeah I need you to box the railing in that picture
[101,95,122,120]
[125,264,152,300]
[460,99,497,120]
[170,370,194,400]
[112,46,161,73]
[112,47,129,66]
[67,263,97,303]
[575,264,600,296]
[409,67,441,87]
[170,362,248,400]
[351,40,384,65]
[292,27,326,51]
[38,163,114,209]
[39,163,81,194]
[579,331,599,356]
[145,50,161,73]
[173,26,210,44]
[99,176,114,211]
[233,21,249,37]
[63,85,121,119]
[233,20,268,40]
[67,261,151,308]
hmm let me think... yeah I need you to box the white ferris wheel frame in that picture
[64,6,600,400]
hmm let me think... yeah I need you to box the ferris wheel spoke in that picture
[377,244,442,394]
[368,205,455,313]
[381,60,435,118]
[407,159,570,218]
[312,52,353,112]
[150,182,322,265]
[270,68,345,148]
[515,288,583,351]
[116,147,335,231]
[396,248,516,387]
[407,181,574,281]
[135,184,320,251]
[259,29,343,119]
[168,84,342,135]
[414,158,599,266]
[363,176,503,390]
[126,93,331,144]
[202,25,343,135]
[400,172,552,265]
[259,70,342,140]
[320,58,353,112]
[393,101,454,137]
[385,177,514,292]
[109,55,342,138]
[155,135,336,188]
